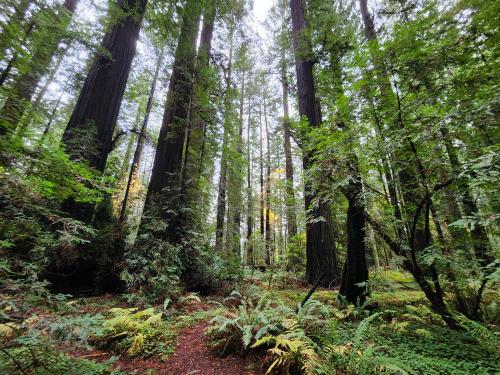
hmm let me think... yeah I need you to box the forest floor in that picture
[1,269,499,374]
[61,296,262,374]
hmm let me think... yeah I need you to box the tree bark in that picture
[289,0,339,287]
[246,98,254,266]
[281,61,298,240]
[264,96,272,265]
[215,28,235,253]
[340,160,369,305]
[228,71,245,257]
[142,0,200,244]
[182,3,216,232]
[62,0,146,171]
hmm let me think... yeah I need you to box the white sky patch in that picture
[253,0,274,23]
[251,0,274,42]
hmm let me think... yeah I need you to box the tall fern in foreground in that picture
[252,318,320,375]
[207,291,291,355]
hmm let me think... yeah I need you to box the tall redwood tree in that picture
[62,0,147,172]
[289,0,339,286]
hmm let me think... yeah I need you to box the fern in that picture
[208,289,291,355]
[101,307,163,357]
[455,313,500,356]
[354,312,381,348]
[178,293,202,305]
[252,319,320,375]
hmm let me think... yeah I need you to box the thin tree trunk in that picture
[32,44,70,112]
[215,28,235,253]
[359,0,459,328]
[229,71,245,256]
[264,96,272,265]
[259,105,265,256]
[246,98,254,266]
[0,0,77,135]
[441,127,493,266]
[281,61,298,240]
[120,48,163,223]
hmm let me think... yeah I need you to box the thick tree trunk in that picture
[143,0,200,243]
[289,0,339,287]
[0,0,78,135]
[182,3,216,232]
[329,53,370,304]
[340,160,369,305]
[62,0,146,171]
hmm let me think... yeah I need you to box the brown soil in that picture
[68,321,260,375]
[156,322,259,375]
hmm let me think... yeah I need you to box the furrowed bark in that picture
[62,0,147,171]
[289,0,339,287]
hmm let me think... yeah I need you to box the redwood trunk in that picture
[281,64,298,239]
[143,0,201,244]
[62,0,146,171]
[289,0,339,286]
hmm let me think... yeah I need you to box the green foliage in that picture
[0,339,122,375]
[454,314,500,356]
[208,289,289,355]
[121,214,181,304]
[208,284,334,363]
[252,318,320,375]
[101,307,168,357]
[45,314,105,347]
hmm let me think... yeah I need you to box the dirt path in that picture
[114,322,259,375]
[161,322,258,375]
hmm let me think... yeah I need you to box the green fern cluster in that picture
[208,287,335,374]
[318,313,410,375]
[101,307,174,358]
[252,318,320,375]
[208,290,290,355]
